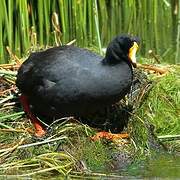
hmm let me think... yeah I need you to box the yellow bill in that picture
[128,42,139,68]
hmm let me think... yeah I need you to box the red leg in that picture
[20,94,46,137]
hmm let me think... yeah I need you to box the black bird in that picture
[16,35,139,137]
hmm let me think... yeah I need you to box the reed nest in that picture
[0,60,179,178]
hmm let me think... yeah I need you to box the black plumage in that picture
[16,35,139,127]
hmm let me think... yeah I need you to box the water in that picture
[125,153,180,179]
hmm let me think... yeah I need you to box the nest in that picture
[0,63,179,177]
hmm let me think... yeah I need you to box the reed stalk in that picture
[0,0,179,63]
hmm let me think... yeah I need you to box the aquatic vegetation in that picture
[0,0,179,63]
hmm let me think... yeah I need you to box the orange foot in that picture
[34,122,46,137]
[91,131,129,141]
[26,127,46,137]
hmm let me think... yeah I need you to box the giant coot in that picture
[16,35,139,137]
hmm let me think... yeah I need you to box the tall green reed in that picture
[0,0,179,63]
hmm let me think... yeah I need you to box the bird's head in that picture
[105,35,140,67]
